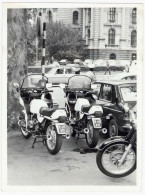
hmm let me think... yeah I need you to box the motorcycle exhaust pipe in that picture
[66,134,70,139]
[84,128,89,134]
[102,128,107,134]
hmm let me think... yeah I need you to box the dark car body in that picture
[93,81,137,133]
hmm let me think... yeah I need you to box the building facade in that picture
[46,7,137,60]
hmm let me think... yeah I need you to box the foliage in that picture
[45,21,86,62]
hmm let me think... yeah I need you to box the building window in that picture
[88,29,90,38]
[108,29,115,45]
[131,30,137,47]
[110,53,116,60]
[49,11,52,22]
[73,11,79,25]
[132,8,137,24]
[109,8,116,23]
[88,8,91,23]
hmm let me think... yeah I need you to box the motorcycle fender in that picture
[97,136,128,150]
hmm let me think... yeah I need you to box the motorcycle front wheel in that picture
[86,120,99,148]
[45,125,63,155]
[96,142,136,178]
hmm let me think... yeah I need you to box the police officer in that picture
[86,62,96,81]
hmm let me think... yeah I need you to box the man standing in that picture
[104,61,111,75]
[86,62,96,81]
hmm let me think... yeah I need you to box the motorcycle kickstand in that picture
[32,138,37,148]
[43,139,46,146]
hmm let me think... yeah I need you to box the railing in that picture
[105,44,119,48]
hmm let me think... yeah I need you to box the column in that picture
[100,8,104,38]
[83,8,86,38]
[90,8,93,39]
[121,8,125,38]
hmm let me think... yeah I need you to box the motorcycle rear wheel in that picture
[19,120,32,139]
[96,142,136,178]
[86,120,99,148]
[46,125,63,155]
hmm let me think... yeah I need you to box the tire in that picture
[86,120,99,148]
[45,125,63,155]
[19,119,32,139]
[108,119,118,137]
[96,142,136,178]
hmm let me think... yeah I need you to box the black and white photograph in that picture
[1,1,144,192]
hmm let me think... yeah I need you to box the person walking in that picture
[104,61,111,75]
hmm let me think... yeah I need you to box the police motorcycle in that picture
[62,75,103,148]
[96,107,137,177]
[13,74,70,155]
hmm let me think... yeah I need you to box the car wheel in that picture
[108,119,118,137]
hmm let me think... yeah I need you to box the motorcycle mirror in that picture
[46,83,52,88]
[13,83,20,89]
[59,84,65,89]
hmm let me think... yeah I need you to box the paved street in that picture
[7,87,136,186]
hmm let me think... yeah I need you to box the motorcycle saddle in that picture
[39,107,54,117]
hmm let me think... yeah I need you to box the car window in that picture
[120,85,137,101]
[56,69,64,74]
[65,68,73,74]
[99,84,112,102]
[122,76,136,81]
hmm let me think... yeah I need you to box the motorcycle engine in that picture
[28,116,39,130]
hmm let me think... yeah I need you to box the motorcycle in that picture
[96,108,137,178]
[13,74,70,155]
[63,75,104,148]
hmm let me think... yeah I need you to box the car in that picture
[46,66,75,84]
[110,73,137,81]
[59,59,70,65]
[92,80,137,137]
[83,59,93,66]
[73,59,84,65]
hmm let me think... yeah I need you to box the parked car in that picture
[73,59,84,65]
[59,59,70,65]
[92,80,137,137]
[46,66,75,84]
[110,73,137,81]
[83,59,93,66]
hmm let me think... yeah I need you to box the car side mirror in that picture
[13,83,20,92]
[13,83,19,88]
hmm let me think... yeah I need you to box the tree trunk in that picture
[7,9,28,129]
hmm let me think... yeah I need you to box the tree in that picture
[45,21,85,62]
[7,9,28,129]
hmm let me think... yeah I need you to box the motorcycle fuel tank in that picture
[30,99,48,114]
[74,98,90,112]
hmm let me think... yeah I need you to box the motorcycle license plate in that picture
[92,118,102,128]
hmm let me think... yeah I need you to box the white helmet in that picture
[73,64,81,72]
[88,63,95,69]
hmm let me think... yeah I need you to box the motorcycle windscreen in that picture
[67,75,92,89]
[21,74,48,88]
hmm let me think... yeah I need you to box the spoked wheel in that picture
[108,119,118,137]
[18,120,32,139]
[96,142,136,178]
[46,125,63,155]
[86,120,99,148]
